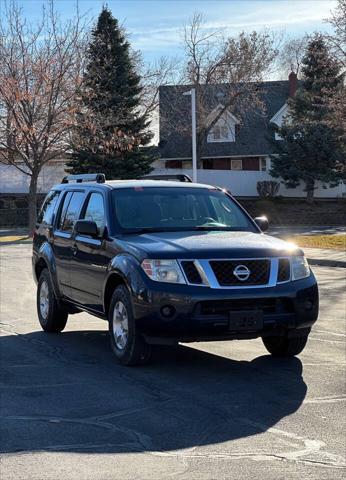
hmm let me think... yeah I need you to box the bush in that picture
[257,181,280,198]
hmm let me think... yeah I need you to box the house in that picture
[156,72,345,198]
[157,73,297,174]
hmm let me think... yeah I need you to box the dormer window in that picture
[270,103,289,140]
[207,106,240,143]
[211,124,229,141]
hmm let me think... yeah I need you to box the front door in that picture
[69,192,109,312]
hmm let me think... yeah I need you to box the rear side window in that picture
[83,193,105,233]
[58,191,85,233]
[37,191,60,225]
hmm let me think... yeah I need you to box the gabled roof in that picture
[270,103,288,125]
[159,80,296,159]
[206,104,240,128]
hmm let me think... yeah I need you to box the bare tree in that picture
[161,12,278,167]
[138,56,181,118]
[278,35,310,78]
[325,0,346,67]
[0,1,86,232]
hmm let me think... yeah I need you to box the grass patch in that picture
[0,235,30,243]
[284,234,346,250]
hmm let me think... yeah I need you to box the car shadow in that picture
[0,328,306,454]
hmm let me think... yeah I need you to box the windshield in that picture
[112,187,257,233]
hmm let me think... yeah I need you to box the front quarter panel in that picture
[104,253,148,303]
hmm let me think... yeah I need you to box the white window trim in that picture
[231,159,242,170]
[207,105,240,144]
[270,103,288,125]
[270,103,289,141]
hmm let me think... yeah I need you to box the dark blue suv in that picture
[33,174,318,365]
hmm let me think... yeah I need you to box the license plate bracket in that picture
[229,310,263,331]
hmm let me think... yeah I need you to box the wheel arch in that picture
[103,272,129,317]
[35,257,49,281]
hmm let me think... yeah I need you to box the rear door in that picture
[52,190,85,298]
[69,191,110,311]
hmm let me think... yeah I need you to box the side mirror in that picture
[254,216,269,232]
[74,220,99,237]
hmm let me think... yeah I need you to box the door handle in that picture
[71,243,78,255]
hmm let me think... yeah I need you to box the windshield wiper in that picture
[193,226,234,231]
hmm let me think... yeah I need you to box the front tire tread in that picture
[108,285,151,366]
[37,269,68,333]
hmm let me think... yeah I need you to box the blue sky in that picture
[8,0,337,63]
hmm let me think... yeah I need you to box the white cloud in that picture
[129,0,336,52]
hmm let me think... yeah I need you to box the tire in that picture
[108,285,151,366]
[262,334,309,357]
[37,269,68,333]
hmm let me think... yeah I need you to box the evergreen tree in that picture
[270,34,345,202]
[68,7,155,179]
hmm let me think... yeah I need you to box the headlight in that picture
[141,259,186,284]
[291,255,310,281]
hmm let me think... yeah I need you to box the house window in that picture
[165,160,182,169]
[210,124,230,141]
[182,160,192,169]
[203,158,231,170]
[214,158,231,169]
[260,158,267,171]
[207,112,238,143]
[208,122,235,143]
[231,159,242,170]
[242,157,260,171]
[203,159,214,170]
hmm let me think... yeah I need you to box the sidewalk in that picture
[269,226,346,268]
[303,247,346,268]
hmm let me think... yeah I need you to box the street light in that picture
[183,88,197,182]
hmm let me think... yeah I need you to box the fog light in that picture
[161,305,176,318]
[304,300,313,311]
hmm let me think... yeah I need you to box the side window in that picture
[37,191,60,225]
[83,193,105,234]
[57,192,72,231]
[58,192,85,233]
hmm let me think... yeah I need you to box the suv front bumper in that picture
[131,272,318,343]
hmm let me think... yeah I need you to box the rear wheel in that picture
[262,334,309,357]
[108,285,151,366]
[37,269,68,332]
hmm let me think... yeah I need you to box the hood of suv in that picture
[116,230,302,260]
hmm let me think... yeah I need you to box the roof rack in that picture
[61,173,106,184]
[141,174,192,183]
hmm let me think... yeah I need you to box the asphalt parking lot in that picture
[0,242,345,480]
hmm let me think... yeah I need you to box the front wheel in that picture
[262,334,309,357]
[108,285,151,366]
[37,269,68,333]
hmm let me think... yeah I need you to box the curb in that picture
[307,258,346,268]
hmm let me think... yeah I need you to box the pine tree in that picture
[270,34,345,202]
[67,7,155,179]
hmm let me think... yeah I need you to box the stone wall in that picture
[0,194,46,228]
[239,198,346,226]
